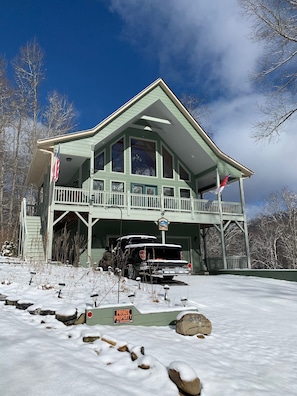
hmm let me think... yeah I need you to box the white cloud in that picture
[209,93,297,212]
[109,0,297,216]
[110,0,260,94]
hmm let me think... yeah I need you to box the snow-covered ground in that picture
[0,258,296,396]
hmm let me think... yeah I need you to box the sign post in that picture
[157,217,169,244]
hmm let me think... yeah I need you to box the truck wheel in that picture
[127,264,138,280]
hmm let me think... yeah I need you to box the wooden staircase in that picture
[24,216,45,263]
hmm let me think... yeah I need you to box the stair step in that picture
[25,216,45,262]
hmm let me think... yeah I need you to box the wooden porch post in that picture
[87,212,92,266]
[239,177,251,268]
[46,151,55,262]
[46,182,55,262]
[217,170,227,269]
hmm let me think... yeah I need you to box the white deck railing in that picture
[208,256,249,270]
[53,186,243,215]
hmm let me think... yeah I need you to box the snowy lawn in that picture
[0,259,296,395]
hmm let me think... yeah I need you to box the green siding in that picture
[85,304,198,326]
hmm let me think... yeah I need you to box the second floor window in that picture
[94,152,104,172]
[112,138,124,173]
[162,145,173,179]
[93,180,104,190]
[131,138,156,176]
[179,163,190,181]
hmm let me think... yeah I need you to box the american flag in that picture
[215,174,230,195]
[52,145,60,183]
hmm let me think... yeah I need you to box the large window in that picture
[94,151,104,172]
[131,138,156,176]
[179,163,190,181]
[112,138,124,173]
[162,145,173,179]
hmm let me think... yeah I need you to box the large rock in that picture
[55,305,77,325]
[168,361,201,395]
[176,312,212,336]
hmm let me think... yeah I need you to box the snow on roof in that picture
[117,235,157,241]
[125,243,182,248]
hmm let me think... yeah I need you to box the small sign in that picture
[114,308,133,324]
[158,217,169,231]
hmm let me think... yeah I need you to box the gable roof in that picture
[27,78,253,190]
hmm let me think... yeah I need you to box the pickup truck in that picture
[113,235,191,280]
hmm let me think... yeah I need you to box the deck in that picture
[51,186,245,223]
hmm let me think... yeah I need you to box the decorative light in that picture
[181,297,188,307]
[90,293,99,307]
[58,282,65,298]
[128,294,135,304]
[29,271,36,285]
[136,276,141,289]
[163,284,170,301]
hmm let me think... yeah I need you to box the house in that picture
[19,78,254,272]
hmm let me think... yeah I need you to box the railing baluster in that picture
[53,187,243,215]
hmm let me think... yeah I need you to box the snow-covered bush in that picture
[1,241,17,257]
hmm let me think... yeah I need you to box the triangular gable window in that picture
[94,152,104,172]
[179,163,189,181]
[112,138,124,173]
[162,145,173,179]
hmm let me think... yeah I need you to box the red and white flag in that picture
[52,145,60,183]
[215,174,230,195]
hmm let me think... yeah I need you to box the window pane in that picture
[112,182,124,192]
[131,138,156,176]
[132,184,143,194]
[112,138,124,172]
[179,163,189,180]
[93,180,104,190]
[163,187,174,197]
[94,152,104,171]
[162,146,173,178]
[180,188,190,198]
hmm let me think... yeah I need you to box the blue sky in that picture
[1,0,297,217]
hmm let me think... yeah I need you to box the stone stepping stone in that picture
[16,300,35,310]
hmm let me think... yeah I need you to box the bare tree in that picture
[0,40,77,243]
[181,93,213,137]
[12,38,44,155]
[249,187,297,268]
[239,0,297,141]
[249,215,283,268]
[42,90,76,138]
[4,40,45,239]
[0,57,13,240]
